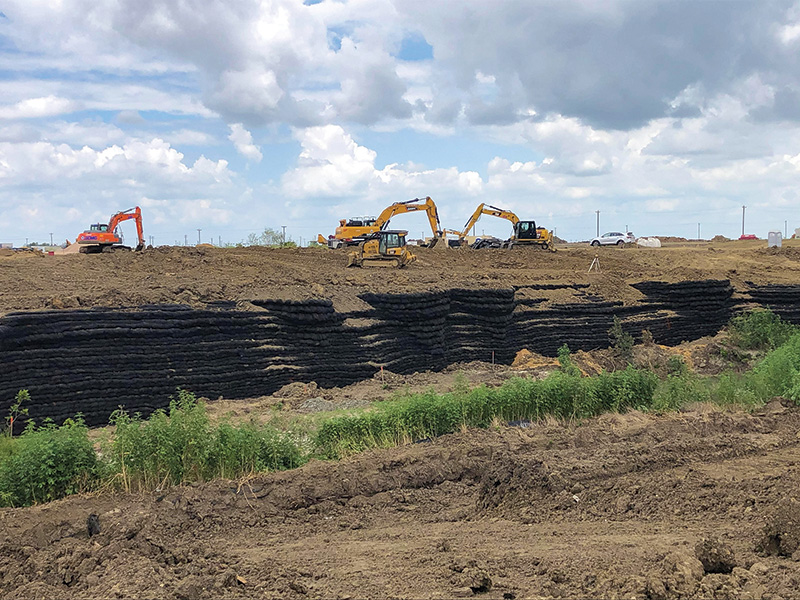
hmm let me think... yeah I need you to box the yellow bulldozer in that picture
[346,230,416,268]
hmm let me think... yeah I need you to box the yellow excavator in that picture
[318,197,444,248]
[346,230,417,268]
[452,203,556,251]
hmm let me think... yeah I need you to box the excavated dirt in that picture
[3,240,800,312]
[4,402,800,599]
[4,242,800,598]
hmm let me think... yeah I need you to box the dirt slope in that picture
[3,401,800,599]
[2,241,800,312]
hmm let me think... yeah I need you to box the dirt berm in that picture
[3,401,800,599]
[2,241,800,312]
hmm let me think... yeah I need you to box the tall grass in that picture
[316,367,659,458]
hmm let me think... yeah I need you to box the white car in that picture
[590,231,636,246]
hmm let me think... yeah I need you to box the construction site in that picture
[3,206,800,599]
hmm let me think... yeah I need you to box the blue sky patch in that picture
[396,33,433,61]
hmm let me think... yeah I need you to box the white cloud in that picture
[0,138,230,184]
[0,96,78,119]
[228,123,263,162]
[282,125,483,205]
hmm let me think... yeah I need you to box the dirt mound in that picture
[757,498,800,558]
[5,406,800,598]
[695,537,737,574]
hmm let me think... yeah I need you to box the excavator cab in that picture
[514,221,538,240]
[347,230,416,268]
[88,224,109,233]
[511,220,555,251]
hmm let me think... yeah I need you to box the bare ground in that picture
[2,241,800,599]
[3,401,800,599]
[3,240,800,312]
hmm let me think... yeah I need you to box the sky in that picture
[2,0,800,246]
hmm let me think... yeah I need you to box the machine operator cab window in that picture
[88,224,108,233]
[378,231,405,254]
[516,221,538,239]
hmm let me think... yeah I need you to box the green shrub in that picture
[557,344,581,377]
[210,421,305,478]
[653,373,711,412]
[4,390,30,437]
[710,372,760,407]
[609,316,634,362]
[666,355,688,376]
[110,390,304,491]
[729,309,796,351]
[0,418,99,507]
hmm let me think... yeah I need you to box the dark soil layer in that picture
[0,280,743,425]
[3,402,800,599]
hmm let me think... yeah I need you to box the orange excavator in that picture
[451,203,555,251]
[76,206,145,254]
[317,197,444,248]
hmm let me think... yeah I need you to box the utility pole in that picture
[218,236,222,247]
[785,220,788,238]
[595,211,600,237]
[698,223,700,240]
[184,234,188,246]
[25,237,28,247]
[148,235,154,246]
[625,224,628,233]
[281,225,286,246]
[741,205,746,237]
[197,229,202,244]
[49,233,53,246]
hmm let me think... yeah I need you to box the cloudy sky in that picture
[2,0,800,246]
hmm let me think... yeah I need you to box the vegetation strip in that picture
[1,309,797,508]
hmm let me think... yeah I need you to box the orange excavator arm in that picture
[375,197,443,239]
[455,203,519,239]
[108,207,145,250]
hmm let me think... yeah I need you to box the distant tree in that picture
[245,228,283,246]
[244,228,298,247]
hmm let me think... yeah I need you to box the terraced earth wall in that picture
[0,279,791,426]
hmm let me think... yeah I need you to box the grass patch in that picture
[315,367,659,459]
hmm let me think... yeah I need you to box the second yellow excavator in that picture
[318,197,444,248]
[452,203,555,251]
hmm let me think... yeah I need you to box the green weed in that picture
[0,417,99,507]
[109,390,304,492]
[729,309,796,351]
[609,316,634,363]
